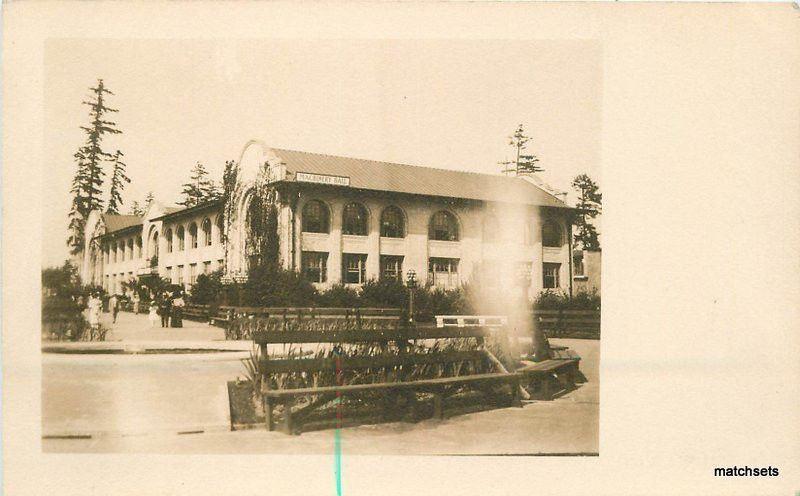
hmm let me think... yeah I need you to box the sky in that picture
[43,38,601,267]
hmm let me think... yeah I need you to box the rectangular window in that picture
[166,266,173,283]
[380,255,404,281]
[302,251,328,283]
[543,263,561,289]
[428,257,460,289]
[342,253,367,284]
[203,261,211,275]
[573,251,585,276]
[189,264,197,284]
[177,265,184,286]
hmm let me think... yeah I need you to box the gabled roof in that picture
[272,148,569,208]
[150,200,222,222]
[102,214,143,234]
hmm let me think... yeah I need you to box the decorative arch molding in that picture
[81,210,105,283]
[223,140,286,280]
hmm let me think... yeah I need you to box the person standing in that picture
[159,292,172,328]
[87,292,102,338]
[131,292,140,314]
[148,300,159,328]
[109,293,120,324]
[171,292,185,328]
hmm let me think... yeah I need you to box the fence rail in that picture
[533,309,600,339]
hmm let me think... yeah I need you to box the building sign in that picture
[295,172,350,187]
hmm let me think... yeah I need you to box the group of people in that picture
[147,291,186,328]
[84,289,186,331]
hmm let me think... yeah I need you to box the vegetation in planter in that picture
[533,289,600,311]
[42,261,108,341]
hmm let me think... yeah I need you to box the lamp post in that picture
[406,269,417,324]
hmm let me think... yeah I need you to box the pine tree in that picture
[179,162,216,207]
[128,201,143,216]
[129,191,155,216]
[499,124,543,175]
[572,174,602,251]
[66,79,122,254]
[106,150,130,215]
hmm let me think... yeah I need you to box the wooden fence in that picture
[533,309,600,340]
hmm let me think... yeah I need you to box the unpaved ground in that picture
[43,311,599,454]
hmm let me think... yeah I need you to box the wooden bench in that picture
[208,306,402,329]
[533,309,600,339]
[517,355,582,400]
[183,304,210,322]
[253,326,521,434]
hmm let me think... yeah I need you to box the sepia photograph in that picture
[5,2,799,495]
[40,39,601,454]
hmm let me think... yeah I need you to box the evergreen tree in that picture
[499,124,543,175]
[128,201,143,216]
[179,162,216,207]
[66,79,122,253]
[106,150,130,214]
[572,174,602,251]
[129,191,155,216]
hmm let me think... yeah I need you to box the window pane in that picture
[380,255,403,281]
[380,206,405,238]
[428,257,459,288]
[429,211,459,241]
[343,203,368,236]
[302,200,329,233]
[543,263,561,288]
[542,221,562,247]
[302,251,328,283]
[342,254,367,284]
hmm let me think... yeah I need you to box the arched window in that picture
[302,200,330,233]
[177,226,185,251]
[342,202,368,236]
[429,210,459,241]
[127,239,134,258]
[189,223,198,249]
[151,231,159,258]
[542,221,563,247]
[118,241,124,261]
[216,215,224,243]
[380,206,405,238]
[483,213,500,241]
[202,218,212,246]
[165,228,173,253]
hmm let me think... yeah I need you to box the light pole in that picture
[406,269,417,325]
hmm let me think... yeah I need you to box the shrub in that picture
[533,288,600,311]
[42,261,97,341]
[315,283,360,308]
[411,285,474,323]
[190,269,224,305]
[360,278,408,308]
[243,265,318,307]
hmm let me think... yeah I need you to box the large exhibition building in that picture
[79,141,575,298]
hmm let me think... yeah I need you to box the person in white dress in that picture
[148,301,159,328]
[86,293,102,335]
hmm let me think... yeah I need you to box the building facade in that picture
[80,141,575,298]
